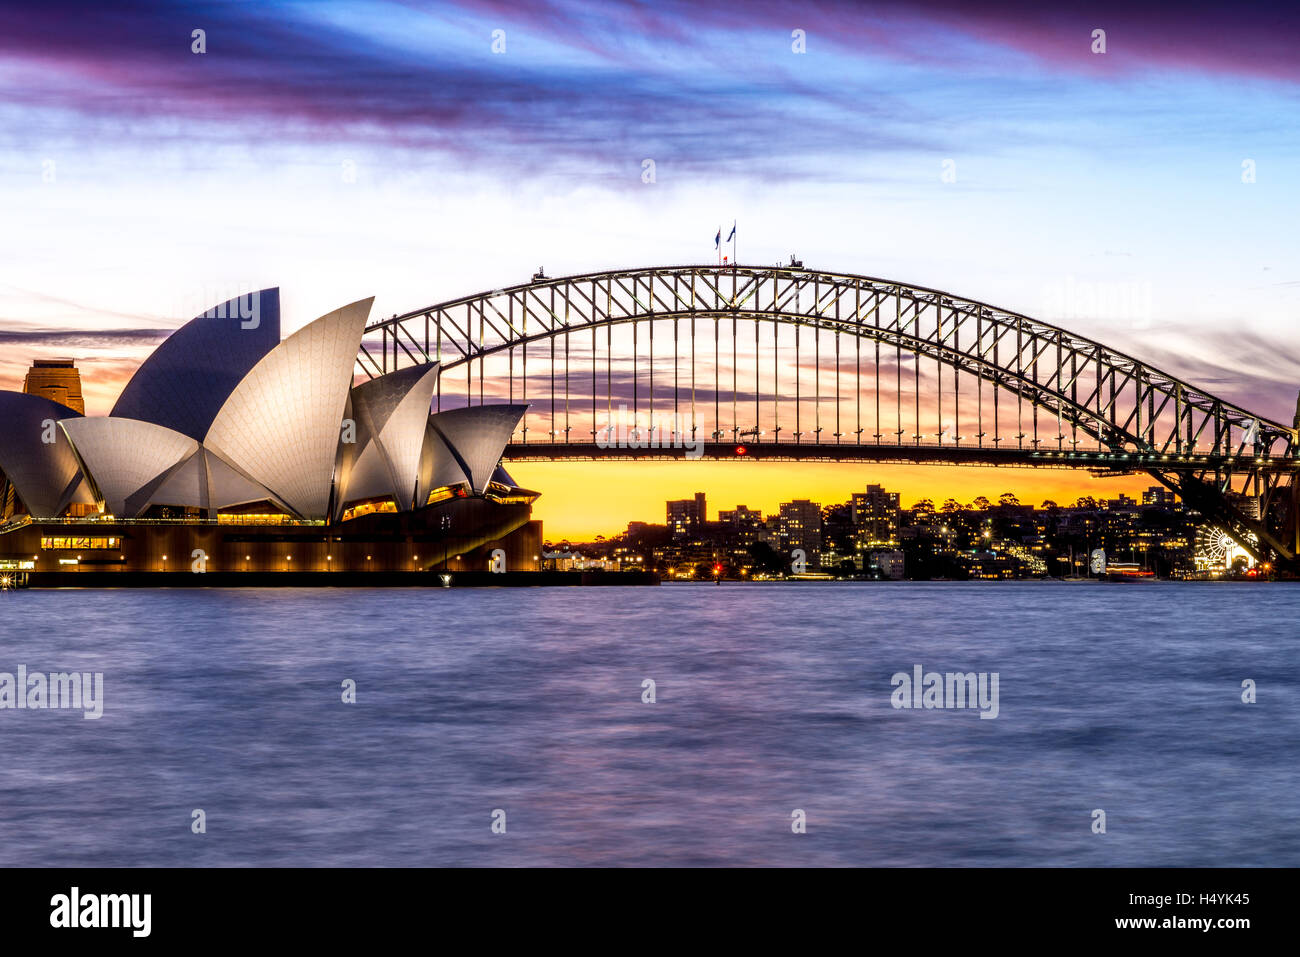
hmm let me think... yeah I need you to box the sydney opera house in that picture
[0,289,541,583]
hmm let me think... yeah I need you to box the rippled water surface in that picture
[0,581,1296,866]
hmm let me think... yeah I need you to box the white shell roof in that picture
[342,362,440,510]
[0,391,90,518]
[490,464,519,488]
[422,404,527,497]
[60,417,198,517]
[204,450,281,510]
[111,288,281,441]
[148,447,279,513]
[204,298,372,519]
[144,448,206,510]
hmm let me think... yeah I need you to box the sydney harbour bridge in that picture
[355,264,1300,573]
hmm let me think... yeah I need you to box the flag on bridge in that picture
[727,222,736,242]
[714,227,721,249]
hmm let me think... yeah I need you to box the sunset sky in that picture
[2,1,1298,537]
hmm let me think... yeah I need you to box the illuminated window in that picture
[40,537,117,549]
[424,485,468,506]
[218,513,289,525]
[340,499,399,522]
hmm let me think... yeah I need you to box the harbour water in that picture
[0,582,1296,867]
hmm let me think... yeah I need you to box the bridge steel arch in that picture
[360,264,1300,572]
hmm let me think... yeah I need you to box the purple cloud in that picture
[14,0,1292,183]
[0,0,928,176]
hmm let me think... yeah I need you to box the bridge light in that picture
[735,445,747,455]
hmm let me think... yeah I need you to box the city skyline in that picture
[517,458,1157,539]
[546,476,1222,582]
[590,479,1173,540]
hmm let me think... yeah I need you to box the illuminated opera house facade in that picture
[0,289,541,581]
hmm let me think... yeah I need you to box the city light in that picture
[548,481,1250,582]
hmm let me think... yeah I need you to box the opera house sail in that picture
[0,289,541,583]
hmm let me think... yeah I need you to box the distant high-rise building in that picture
[756,516,783,550]
[22,359,84,413]
[819,502,856,570]
[851,484,900,549]
[778,499,822,568]
[719,504,761,526]
[1142,486,1175,506]
[866,549,906,580]
[667,492,707,539]
[719,504,763,545]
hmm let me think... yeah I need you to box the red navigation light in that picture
[735,445,747,455]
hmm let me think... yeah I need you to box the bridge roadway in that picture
[502,441,1298,472]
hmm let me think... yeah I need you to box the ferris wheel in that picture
[1194,526,1256,570]
[1195,526,1232,564]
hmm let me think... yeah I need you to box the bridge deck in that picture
[501,441,1294,471]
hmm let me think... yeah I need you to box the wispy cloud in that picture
[0,327,170,347]
[8,0,1294,183]
[0,0,923,177]
[1134,328,1300,423]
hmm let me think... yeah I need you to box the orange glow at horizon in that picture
[508,460,1158,541]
